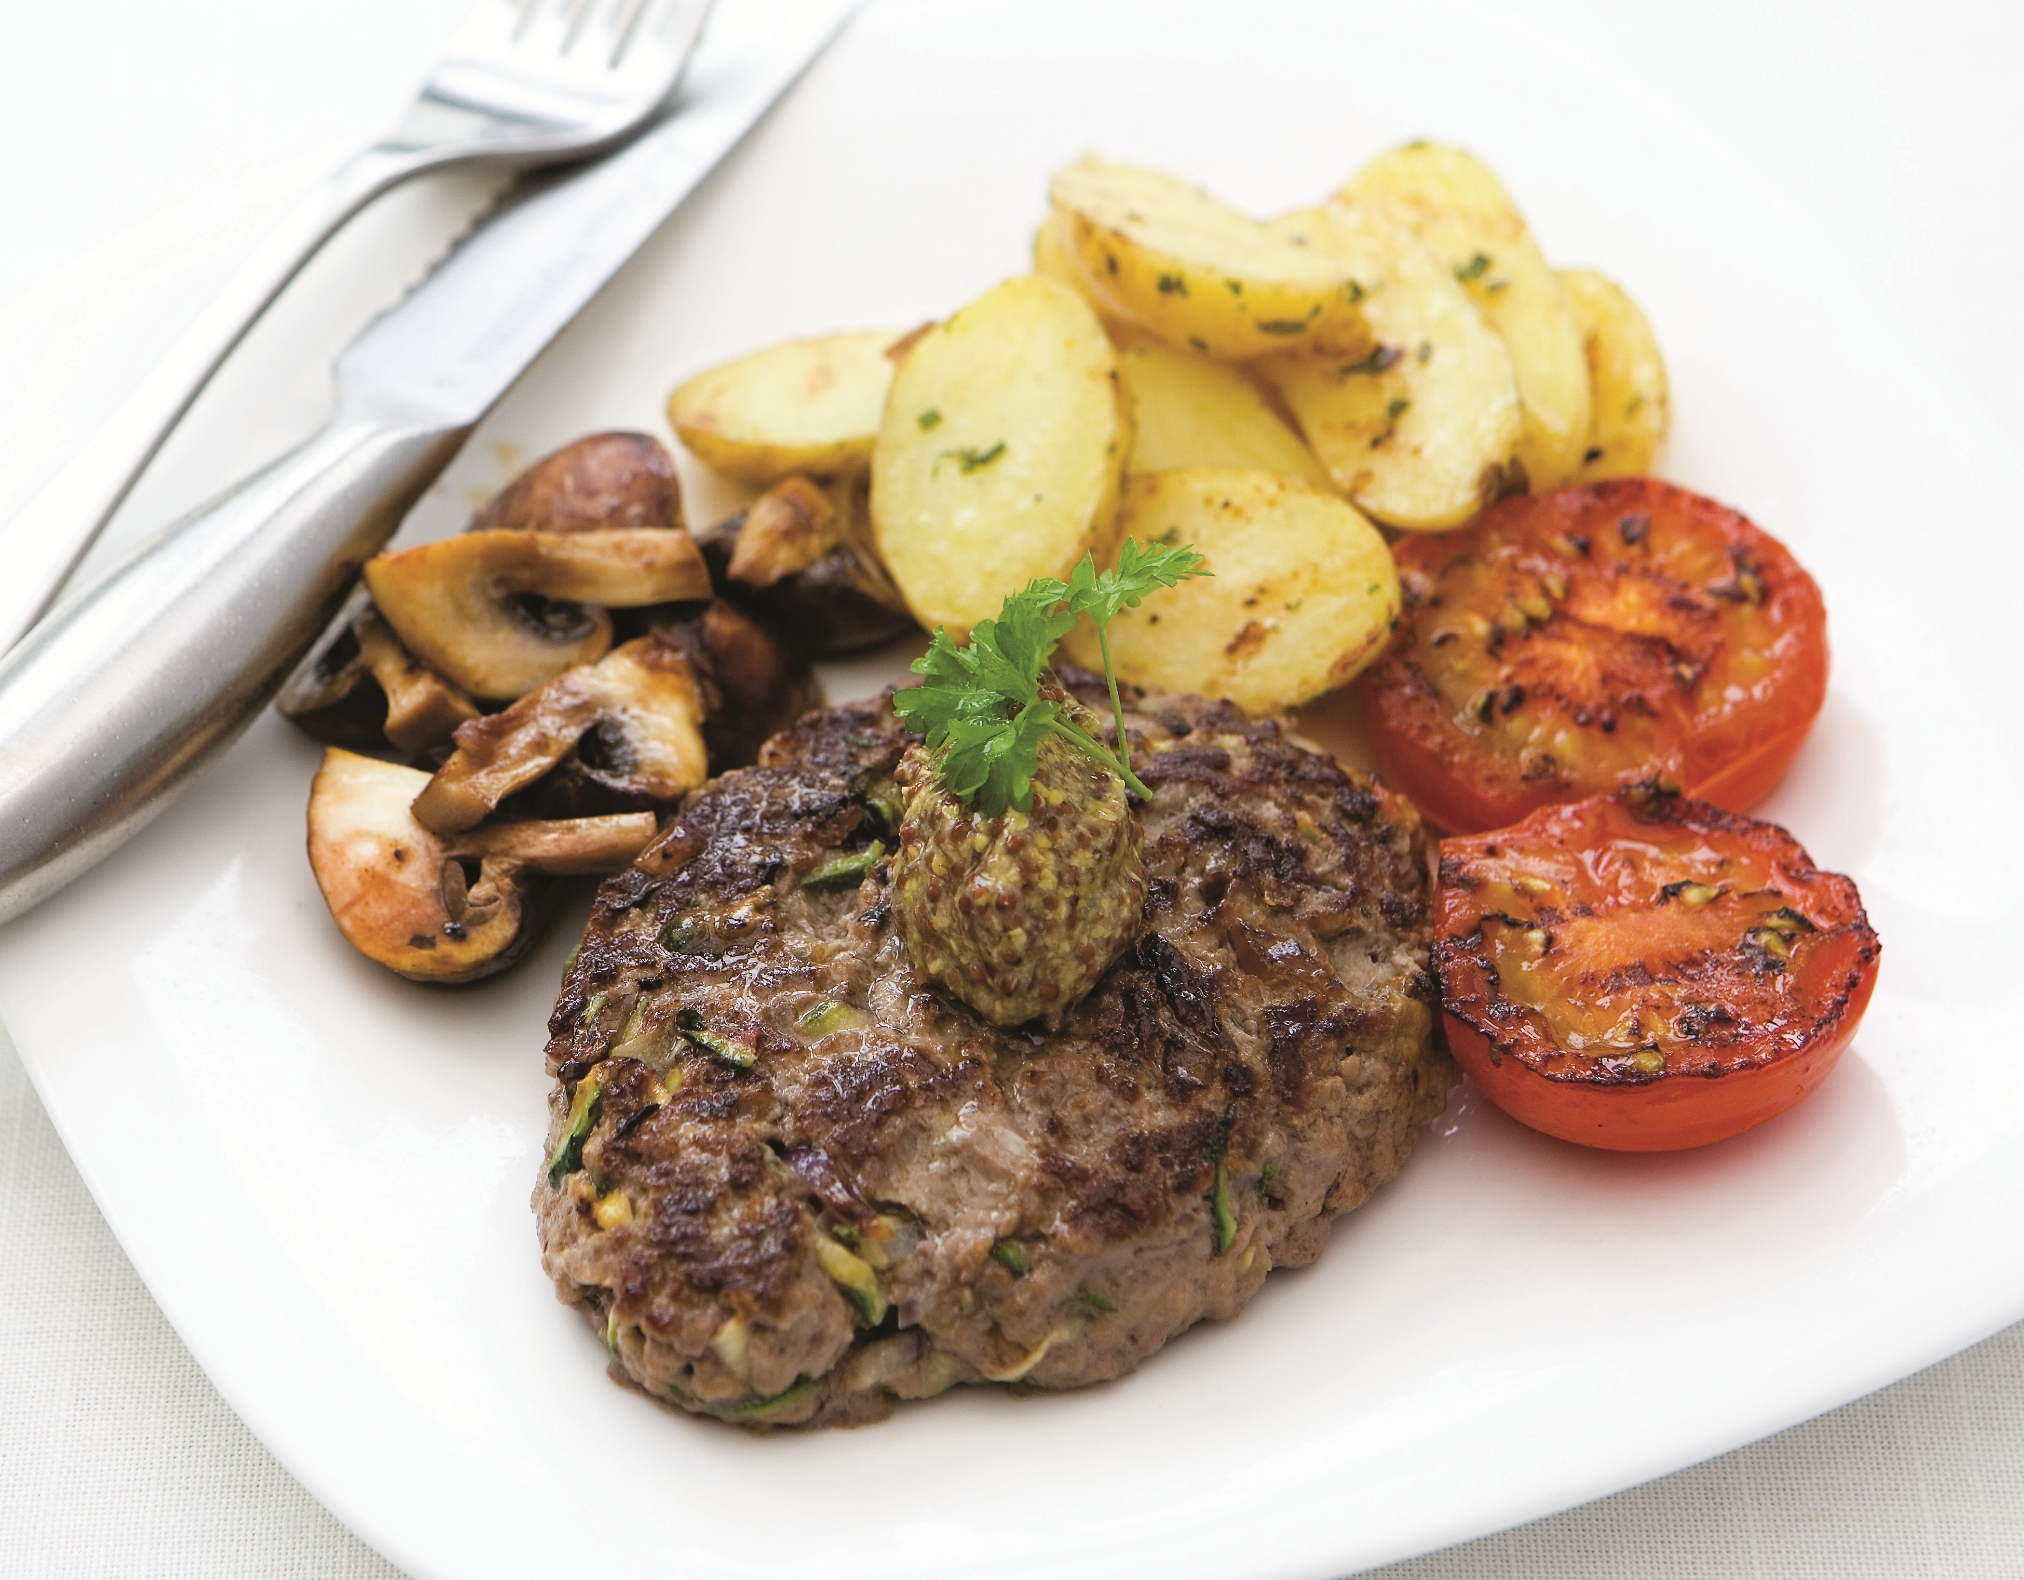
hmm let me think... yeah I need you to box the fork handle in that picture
[0,145,426,656]
[0,405,467,928]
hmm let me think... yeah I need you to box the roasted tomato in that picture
[1435,786,1879,1151]
[1359,478,1828,833]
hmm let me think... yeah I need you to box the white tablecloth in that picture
[2,1,2020,1574]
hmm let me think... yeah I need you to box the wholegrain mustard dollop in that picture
[892,720,1143,1027]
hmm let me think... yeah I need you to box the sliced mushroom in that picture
[276,587,385,749]
[306,748,656,983]
[726,475,842,587]
[362,527,711,702]
[696,475,914,656]
[411,637,708,834]
[645,597,820,770]
[441,814,659,876]
[352,608,480,757]
[469,432,682,535]
[277,589,479,758]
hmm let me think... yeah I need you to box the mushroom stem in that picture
[443,813,658,876]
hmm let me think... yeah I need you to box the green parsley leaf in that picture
[940,441,1005,474]
[890,542,1210,816]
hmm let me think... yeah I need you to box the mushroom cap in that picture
[645,598,820,771]
[276,588,386,749]
[307,749,534,983]
[363,528,712,702]
[695,476,914,657]
[308,749,661,983]
[470,432,682,535]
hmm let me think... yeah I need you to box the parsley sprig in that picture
[891,540,1209,816]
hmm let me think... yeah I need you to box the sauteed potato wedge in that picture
[1116,332,1334,486]
[1049,157,1373,361]
[1340,143,1589,491]
[668,330,909,484]
[871,275,1129,637]
[1560,267,1669,481]
[1062,468,1399,713]
[1261,202,1521,530]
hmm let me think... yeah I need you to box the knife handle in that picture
[0,148,428,658]
[0,410,467,927]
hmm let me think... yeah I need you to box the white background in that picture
[0,1,2019,1574]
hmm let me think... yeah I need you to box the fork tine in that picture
[557,0,598,56]
[606,0,651,70]
[614,0,711,71]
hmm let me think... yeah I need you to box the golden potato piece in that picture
[667,331,906,484]
[1560,268,1670,480]
[870,275,1129,637]
[1340,143,1589,490]
[1032,211,1087,293]
[1063,470,1400,713]
[1031,213,1136,338]
[1116,333,1334,487]
[1049,157,1372,361]
[1260,203,1520,530]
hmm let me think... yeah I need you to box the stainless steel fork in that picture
[0,0,712,654]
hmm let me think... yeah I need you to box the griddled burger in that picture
[534,673,1453,1427]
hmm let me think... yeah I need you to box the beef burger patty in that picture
[534,677,1454,1427]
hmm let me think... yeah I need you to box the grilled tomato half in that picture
[1359,478,1828,833]
[1435,786,1879,1151]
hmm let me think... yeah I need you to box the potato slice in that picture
[667,331,905,484]
[1062,470,1400,713]
[1115,333,1334,487]
[1340,143,1589,490]
[1560,268,1670,481]
[1259,203,1520,530]
[1031,213,1137,338]
[1049,157,1372,361]
[1032,211,1087,294]
[870,275,1129,636]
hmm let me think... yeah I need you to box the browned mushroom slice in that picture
[310,749,527,981]
[362,528,711,702]
[351,608,480,757]
[695,476,915,656]
[469,432,683,535]
[411,637,707,834]
[307,749,657,984]
[645,598,820,770]
[442,812,658,875]
[726,474,842,587]
[276,588,385,749]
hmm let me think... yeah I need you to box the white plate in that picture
[4,3,2021,1578]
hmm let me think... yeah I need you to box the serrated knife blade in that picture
[338,0,854,429]
[0,0,860,928]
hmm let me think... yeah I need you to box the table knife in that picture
[0,0,859,929]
